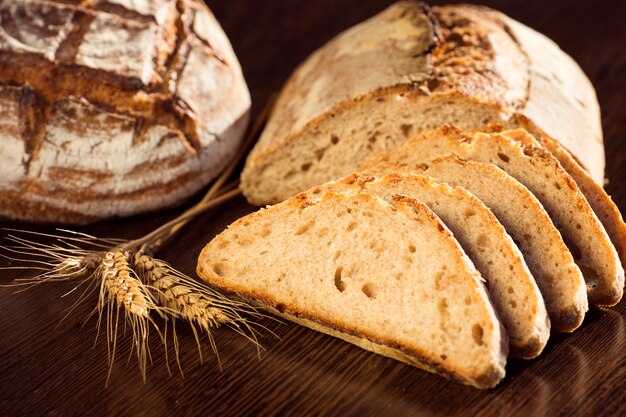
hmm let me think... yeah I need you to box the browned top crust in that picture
[0,0,250,223]
[246,1,603,186]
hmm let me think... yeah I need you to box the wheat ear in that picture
[98,251,157,385]
[133,251,263,373]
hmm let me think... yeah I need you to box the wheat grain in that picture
[98,251,156,384]
[101,251,151,317]
[134,252,230,327]
[133,251,265,372]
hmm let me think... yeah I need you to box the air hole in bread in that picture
[509,264,514,271]
[554,182,562,190]
[510,300,517,308]
[523,233,532,242]
[464,296,472,305]
[260,229,271,238]
[400,124,412,137]
[301,162,312,172]
[408,244,416,253]
[368,135,377,144]
[317,227,329,237]
[218,239,229,249]
[346,221,358,232]
[347,207,353,214]
[242,220,250,227]
[277,272,286,282]
[295,220,315,235]
[472,324,484,346]
[497,152,510,162]
[259,250,268,256]
[333,250,341,261]
[362,283,376,299]
[395,272,403,281]
[476,234,489,249]
[314,148,327,161]
[435,271,445,291]
[334,267,347,292]
[362,211,373,217]
[507,287,514,294]
[464,208,476,218]
[576,223,582,230]
[311,187,322,195]
[438,298,448,315]
[212,263,226,277]
[330,135,339,145]
[284,170,296,179]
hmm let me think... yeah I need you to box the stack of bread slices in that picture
[197,2,626,388]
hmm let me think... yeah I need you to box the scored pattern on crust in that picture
[0,0,250,222]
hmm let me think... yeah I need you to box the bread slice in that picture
[362,125,623,306]
[485,126,626,273]
[531,135,626,269]
[197,191,507,388]
[313,172,549,358]
[362,156,588,332]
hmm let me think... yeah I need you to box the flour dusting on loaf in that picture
[241,1,604,205]
[0,0,250,223]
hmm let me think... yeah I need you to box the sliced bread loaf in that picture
[521,133,626,269]
[362,125,623,306]
[484,127,626,271]
[361,156,588,332]
[240,2,605,205]
[313,172,549,358]
[198,191,507,388]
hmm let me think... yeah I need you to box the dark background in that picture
[1,1,625,416]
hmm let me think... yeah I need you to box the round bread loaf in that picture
[0,0,250,224]
[241,2,603,206]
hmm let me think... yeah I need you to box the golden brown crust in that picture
[198,279,502,389]
[242,1,604,203]
[0,0,250,223]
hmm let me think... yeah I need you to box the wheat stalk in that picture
[0,97,276,383]
[133,251,264,374]
[97,251,159,385]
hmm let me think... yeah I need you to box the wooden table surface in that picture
[1,1,625,416]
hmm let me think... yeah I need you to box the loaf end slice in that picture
[198,191,507,388]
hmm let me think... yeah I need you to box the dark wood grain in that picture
[1,1,625,416]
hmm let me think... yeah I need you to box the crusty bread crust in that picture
[241,1,604,205]
[0,0,250,223]
[198,190,507,389]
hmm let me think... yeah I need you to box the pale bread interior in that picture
[198,191,507,388]
[315,172,549,358]
[360,156,588,332]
